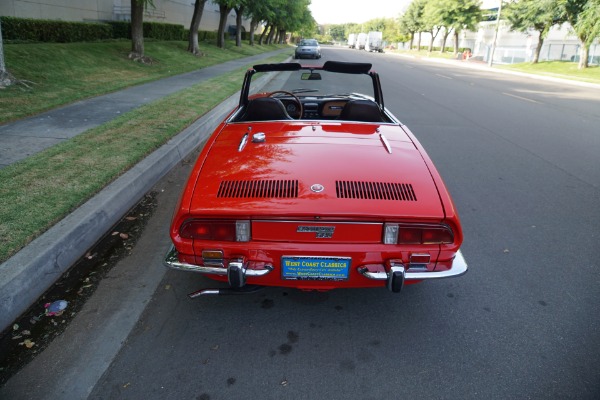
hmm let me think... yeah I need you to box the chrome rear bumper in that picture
[164,246,467,294]
[164,245,273,278]
[357,250,468,292]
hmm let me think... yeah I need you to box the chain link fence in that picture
[484,43,599,65]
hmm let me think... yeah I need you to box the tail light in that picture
[180,220,251,242]
[383,223,454,245]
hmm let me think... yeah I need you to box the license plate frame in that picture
[281,256,351,281]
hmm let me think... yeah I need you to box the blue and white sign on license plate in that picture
[282,256,350,280]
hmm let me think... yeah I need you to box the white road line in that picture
[436,73,452,79]
[502,92,541,104]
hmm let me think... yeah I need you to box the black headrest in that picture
[240,97,293,121]
[339,100,384,122]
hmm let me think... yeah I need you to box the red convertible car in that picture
[165,61,467,297]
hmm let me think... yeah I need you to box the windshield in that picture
[299,40,318,47]
[251,68,374,99]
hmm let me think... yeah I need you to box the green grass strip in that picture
[0,40,292,123]
[0,53,289,263]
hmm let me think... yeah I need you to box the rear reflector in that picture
[410,253,431,264]
[383,223,454,245]
[383,224,399,244]
[180,220,250,242]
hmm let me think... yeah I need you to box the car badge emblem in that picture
[297,226,335,238]
[311,184,324,193]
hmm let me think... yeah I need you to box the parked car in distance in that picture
[348,33,356,48]
[365,31,384,52]
[355,33,367,50]
[294,39,321,59]
[165,61,468,297]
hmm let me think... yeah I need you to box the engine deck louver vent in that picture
[218,180,299,198]
[336,181,417,201]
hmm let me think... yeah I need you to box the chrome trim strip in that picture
[379,133,392,154]
[253,220,382,227]
[238,133,248,152]
[164,246,273,277]
[358,250,468,281]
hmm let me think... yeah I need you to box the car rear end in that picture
[166,122,466,295]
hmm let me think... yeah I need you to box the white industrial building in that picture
[399,1,598,65]
[0,0,253,34]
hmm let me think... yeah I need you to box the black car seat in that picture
[339,99,384,122]
[239,97,293,121]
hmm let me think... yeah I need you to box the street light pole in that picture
[488,0,503,67]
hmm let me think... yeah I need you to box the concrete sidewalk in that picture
[0,50,287,169]
[0,49,289,331]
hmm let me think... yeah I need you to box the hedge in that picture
[104,21,186,40]
[1,17,113,42]
[0,17,232,43]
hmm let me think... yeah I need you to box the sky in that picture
[308,0,499,25]
[308,0,412,25]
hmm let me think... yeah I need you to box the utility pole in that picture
[488,0,503,67]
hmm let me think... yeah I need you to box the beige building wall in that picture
[0,0,250,32]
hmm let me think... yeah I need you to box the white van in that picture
[365,31,383,52]
[355,33,367,50]
[348,33,356,48]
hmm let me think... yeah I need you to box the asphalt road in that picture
[3,47,599,399]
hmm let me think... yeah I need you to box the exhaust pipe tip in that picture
[188,285,265,298]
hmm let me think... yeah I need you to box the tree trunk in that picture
[428,27,440,54]
[440,29,450,53]
[249,19,258,46]
[453,30,459,55]
[187,0,206,55]
[130,0,144,58]
[235,6,244,47]
[259,24,270,45]
[578,43,589,69]
[417,32,421,51]
[0,18,14,87]
[217,5,232,48]
[532,33,544,64]
[409,32,414,50]
[428,32,434,53]
[0,18,6,74]
[266,25,276,44]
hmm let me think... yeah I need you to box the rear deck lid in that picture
[190,122,444,220]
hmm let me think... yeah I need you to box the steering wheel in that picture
[267,90,303,119]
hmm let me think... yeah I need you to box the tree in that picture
[400,0,427,50]
[505,0,561,63]
[214,0,237,48]
[559,0,596,68]
[574,0,600,65]
[130,0,145,59]
[427,0,482,54]
[129,0,156,62]
[234,3,246,47]
[422,0,444,53]
[0,18,13,87]
[245,0,272,45]
[447,0,482,55]
[188,0,207,55]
